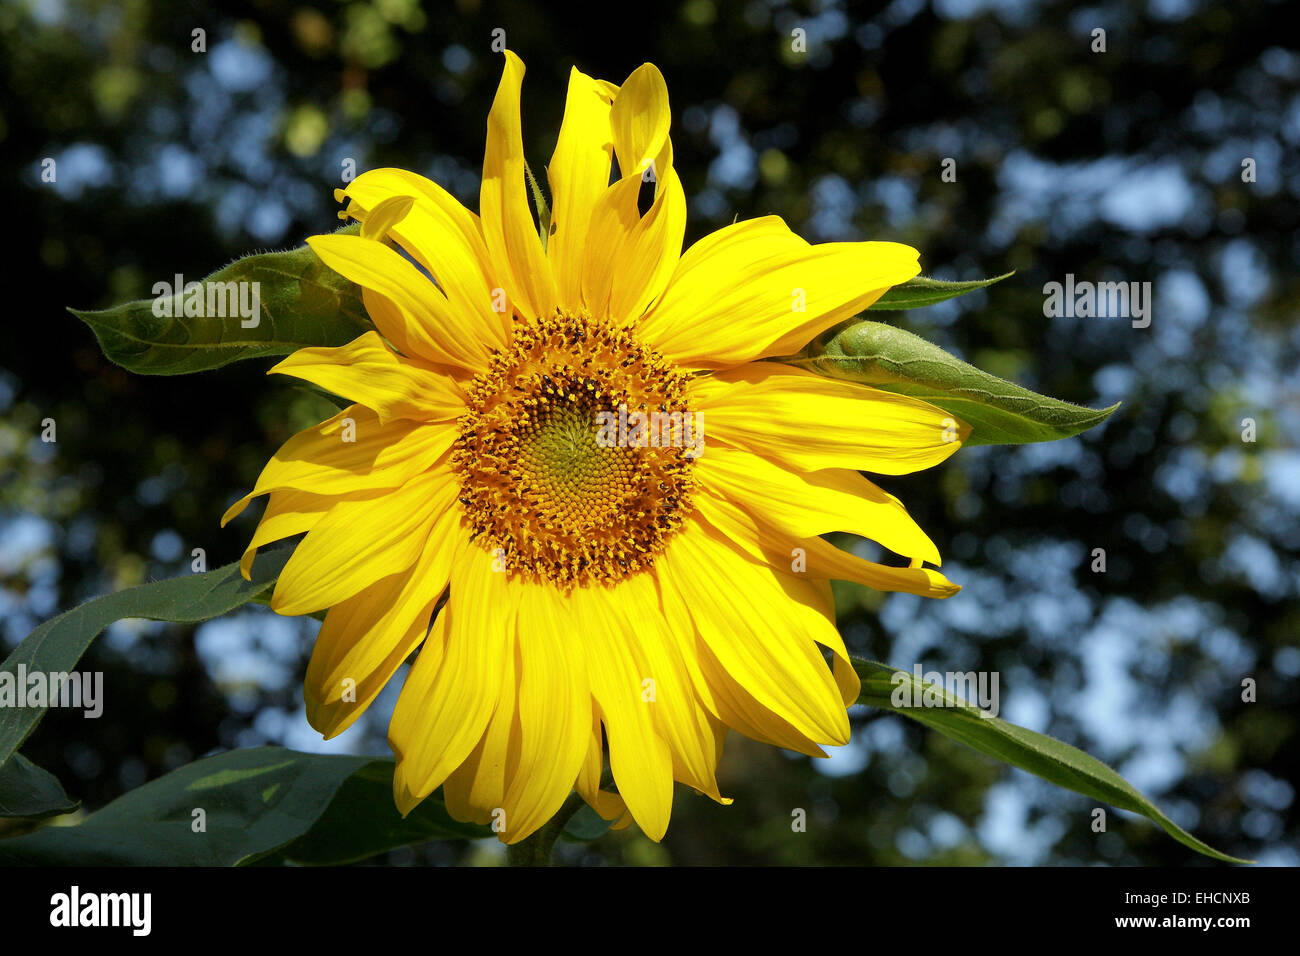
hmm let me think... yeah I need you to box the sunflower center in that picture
[452,311,699,588]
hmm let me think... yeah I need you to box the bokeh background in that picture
[2,0,1297,865]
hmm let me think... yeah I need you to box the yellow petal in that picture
[697,488,961,599]
[220,406,453,529]
[613,166,685,320]
[583,166,687,322]
[303,502,461,738]
[392,610,449,817]
[640,216,920,367]
[776,570,861,709]
[658,521,849,747]
[694,640,829,757]
[270,331,467,425]
[359,194,414,241]
[307,232,493,371]
[271,467,458,616]
[654,562,820,760]
[832,650,862,711]
[691,361,969,475]
[440,622,519,827]
[698,444,942,564]
[390,539,518,810]
[238,487,336,579]
[339,168,507,348]
[500,584,591,841]
[546,68,616,311]
[610,63,673,191]
[576,63,683,321]
[579,173,640,315]
[480,50,557,320]
[617,573,727,801]
[575,713,627,822]
[573,582,674,841]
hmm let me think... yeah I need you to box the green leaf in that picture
[789,319,1119,445]
[69,224,373,375]
[0,547,290,772]
[0,747,485,865]
[279,760,490,865]
[853,658,1249,863]
[561,804,615,843]
[0,754,78,819]
[867,272,1015,310]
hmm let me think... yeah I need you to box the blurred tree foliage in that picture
[1,0,1296,865]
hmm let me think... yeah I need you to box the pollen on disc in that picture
[452,310,699,589]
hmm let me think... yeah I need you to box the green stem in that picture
[505,790,586,866]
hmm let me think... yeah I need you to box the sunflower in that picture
[223,50,968,844]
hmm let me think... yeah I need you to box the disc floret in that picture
[452,311,698,588]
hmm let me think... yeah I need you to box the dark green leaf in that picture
[0,547,290,771]
[790,319,1119,445]
[0,747,486,865]
[0,747,362,865]
[867,272,1015,310]
[853,658,1249,863]
[0,754,78,820]
[69,224,372,375]
[280,760,490,865]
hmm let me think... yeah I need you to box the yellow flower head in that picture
[223,51,968,844]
